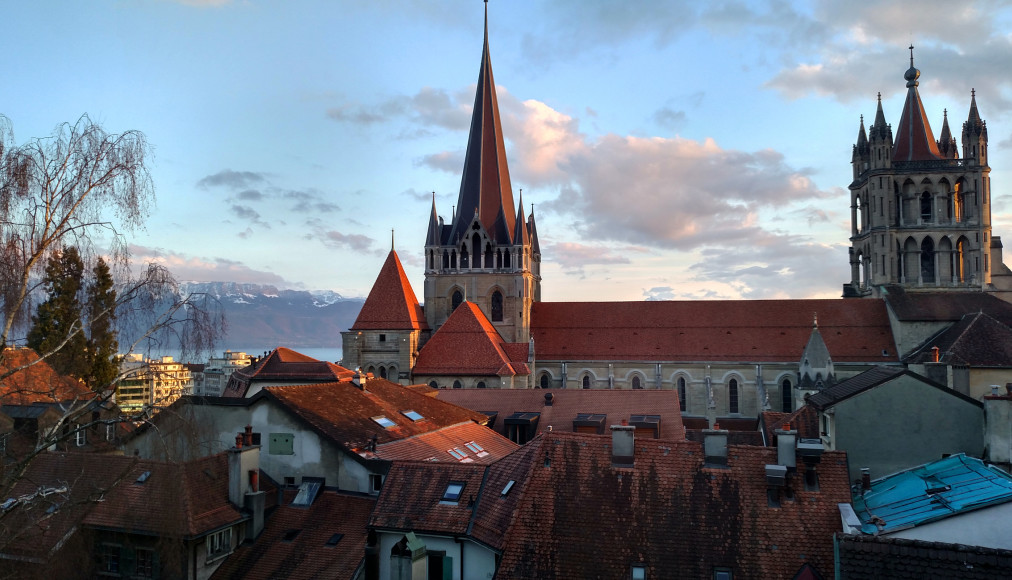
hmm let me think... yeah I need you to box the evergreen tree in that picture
[26,247,89,379]
[86,257,119,390]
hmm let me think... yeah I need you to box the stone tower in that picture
[423,5,541,342]
[844,47,993,297]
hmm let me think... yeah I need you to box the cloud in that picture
[327,87,472,131]
[652,107,687,132]
[304,219,382,255]
[643,286,676,301]
[128,244,287,285]
[236,189,264,201]
[196,169,267,190]
[547,241,636,276]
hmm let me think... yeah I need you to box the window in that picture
[631,376,642,389]
[372,416,396,429]
[465,441,488,457]
[401,410,424,422]
[292,479,323,506]
[370,474,383,493]
[135,548,154,578]
[582,375,591,389]
[98,543,120,574]
[282,528,302,542]
[269,433,295,455]
[452,380,462,389]
[75,426,86,447]
[539,373,550,389]
[714,568,733,580]
[451,290,463,312]
[442,481,465,503]
[728,379,739,414]
[491,290,504,322]
[781,379,792,413]
[677,377,687,411]
[428,381,438,389]
[206,528,232,561]
[447,447,468,461]
[476,381,486,389]
[105,423,115,441]
[325,533,343,547]
[632,565,647,580]
[501,480,516,497]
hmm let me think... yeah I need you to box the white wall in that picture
[889,502,1012,550]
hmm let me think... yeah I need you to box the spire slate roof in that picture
[869,93,890,141]
[413,302,530,376]
[892,49,942,161]
[447,6,516,245]
[937,109,957,158]
[351,250,428,331]
[513,191,529,246]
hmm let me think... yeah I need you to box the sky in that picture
[4,0,1012,303]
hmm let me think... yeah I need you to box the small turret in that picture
[962,89,988,167]
[867,93,893,171]
[937,109,957,159]
[852,116,870,180]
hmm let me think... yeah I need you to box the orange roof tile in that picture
[351,250,428,331]
[222,347,354,397]
[373,421,517,463]
[413,302,529,376]
[531,299,897,362]
[0,348,96,405]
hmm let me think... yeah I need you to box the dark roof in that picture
[212,490,375,580]
[760,406,820,444]
[531,299,897,362]
[905,311,1012,366]
[891,60,942,162]
[435,389,684,439]
[350,250,428,331]
[806,366,981,410]
[882,286,1012,325]
[836,534,1012,579]
[371,461,487,537]
[413,302,529,377]
[222,347,354,397]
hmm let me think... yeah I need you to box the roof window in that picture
[135,471,152,484]
[464,441,488,457]
[632,565,647,580]
[442,482,465,503]
[291,479,323,507]
[401,410,423,422]
[501,480,515,497]
[282,529,301,542]
[372,416,396,429]
[447,447,473,462]
[325,533,343,547]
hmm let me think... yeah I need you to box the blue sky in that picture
[4,0,1012,302]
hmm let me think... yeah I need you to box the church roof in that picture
[531,299,897,363]
[413,302,530,377]
[892,49,942,162]
[446,6,516,245]
[350,249,428,331]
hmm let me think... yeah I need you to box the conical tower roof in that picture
[937,109,957,159]
[425,192,441,246]
[513,190,529,246]
[892,47,942,162]
[854,116,869,157]
[869,93,890,141]
[447,5,516,245]
[799,313,835,391]
[351,250,429,330]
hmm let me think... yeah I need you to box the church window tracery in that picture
[491,290,503,322]
[451,290,463,313]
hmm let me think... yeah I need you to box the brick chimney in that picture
[611,424,635,468]
[228,430,265,540]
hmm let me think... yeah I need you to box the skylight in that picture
[447,447,470,461]
[442,482,465,503]
[501,480,515,497]
[282,529,301,542]
[464,441,488,457]
[401,410,424,421]
[135,471,152,484]
[291,480,322,507]
[325,533,343,547]
[372,416,396,429]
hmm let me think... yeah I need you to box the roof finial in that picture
[813,312,818,329]
[391,229,395,251]
[909,44,914,68]
[877,92,881,103]
[972,88,976,98]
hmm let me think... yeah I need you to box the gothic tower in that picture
[844,47,993,297]
[423,5,541,342]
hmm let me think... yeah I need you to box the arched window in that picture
[452,380,462,389]
[388,365,397,380]
[460,245,469,268]
[539,374,550,389]
[921,237,935,283]
[955,238,967,283]
[491,290,503,322]
[729,378,739,414]
[484,243,493,269]
[582,375,590,389]
[781,378,792,412]
[920,191,932,222]
[677,377,686,412]
[451,290,463,313]
[632,376,643,390]
[379,367,387,379]
[953,182,964,223]
[472,233,482,267]
[428,381,438,389]
[476,381,486,389]
[367,365,375,376]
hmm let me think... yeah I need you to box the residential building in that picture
[116,354,193,411]
[221,347,354,398]
[200,351,254,397]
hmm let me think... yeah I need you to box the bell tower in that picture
[422,4,541,342]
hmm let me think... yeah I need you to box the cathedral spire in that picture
[868,93,890,141]
[513,189,529,246]
[448,2,516,245]
[425,192,441,246]
[937,109,957,159]
[892,45,942,161]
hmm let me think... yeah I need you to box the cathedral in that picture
[342,9,1012,426]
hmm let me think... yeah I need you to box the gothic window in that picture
[496,249,503,269]
[582,375,590,389]
[632,375,643,390]
[476,381,486,389]
[955,238,967,283]
[539,373,550,389]
[781,378,792,412]
[388,365,397,379]
[460,245,469,268]
[442,250,450,269]
[484,243,494,268]
[379,367,387,379]
[491,290,504,322]
[472,233,482,267]
[920,191,932,222]
[429,381,438,389]
[451,290,463,313]
[728,378,740,414]
[677,377,687,411]
[452,380,462,389]
[921,237,935,283]
[504,250,511,268]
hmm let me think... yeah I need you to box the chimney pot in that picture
[544,392,553,406]
[244,424,253,446]
[235,434,243,449]
[992,384,1001,396]
[861,467,871,491]
[703,428,729,467]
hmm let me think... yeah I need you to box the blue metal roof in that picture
[852,454,1012,534]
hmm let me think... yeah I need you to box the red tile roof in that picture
[370,461,487,536]
[436,389,684,439]
[83,452,244,538]
[0,347,96,405]
[212,490,375,580]
[495,433,850,579]
[413,302,530,376]
[222,347,354,397]
[351,250,428,331]
[760,405,820,443]
[531,299,898,362]
[372,421,517,463]
[264,378,492,453]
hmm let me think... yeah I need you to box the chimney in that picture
[352,370,367,390]
[861,467,871,491]
[611,424,635,468]
[228,431,265,540]
[931,346,940,363]
[776,428,797,471]
[544,392,554,407]
[703,428,728,467]
[243,424,253,446]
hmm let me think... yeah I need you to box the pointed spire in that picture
[855,115,869,156]
[425,192,441,246]
[447,2,516,245]
[968,88,981,125]
[391,229,395,251]
[513,189,529,246]
[528,204,541,255]
[868,93,890,141]
[937,109,957,159]
[351,250,428,331]
[892,46,942,161]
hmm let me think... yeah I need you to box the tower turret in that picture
[962,89,988,167]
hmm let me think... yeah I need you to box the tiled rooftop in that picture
[0,347,96,404]
[413,302,529,376]
[836,534,1012,579]
[806,366,980,411]
[351,250,428,331]
[851,454,1012,535]
[531,299,897,362]
[372,420,517,464]
[904,311,1012,366]
[882,286,1012,325]
[222,347,355,397]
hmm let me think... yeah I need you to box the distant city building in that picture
[115,354,193,412]
[199,350,254,397]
